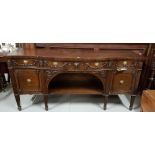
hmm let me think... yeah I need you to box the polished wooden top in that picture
[143,90,155,101]
[3,48,145,61]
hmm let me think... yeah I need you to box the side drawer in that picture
[113,60,143,69]
[110,60,143,94]
[11,58,40,67]
[110,72,135,93]
[14,69,41,93]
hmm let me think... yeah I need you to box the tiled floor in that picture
[0,87,140,112]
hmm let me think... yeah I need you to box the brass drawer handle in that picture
[74,62,79,67]
[123,61,128,65]
[120,80,124,84]
[23,60,28,64]
[94,62,99,67]
[53,62,58,66]
[26,79,31,83]
[117,67,127,72]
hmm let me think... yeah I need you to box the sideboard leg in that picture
[104,95,109,110]
[129,95,136,111]
[44,95,48,111]
[15,94,22,111]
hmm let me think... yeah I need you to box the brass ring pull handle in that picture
[74,62,79,67]
[23,60,28,64]
[123,61,128,65]
[117,67,127,72]
[53,62,58,66]
[94,62,99,67]
[26,79,32,83]
[120,80,124,84]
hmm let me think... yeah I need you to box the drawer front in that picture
[111,73,134,93]
[115,60,133,66]
[15,70,40,92]
[44,60,110,71]
[11,59,39,67]
[114,60,143,69]
[45,61,64,68]
[110,60,142,94]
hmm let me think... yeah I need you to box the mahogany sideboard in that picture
[1,43,155,111]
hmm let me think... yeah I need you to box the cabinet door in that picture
[15,70,40,93]
[110,72,134,93]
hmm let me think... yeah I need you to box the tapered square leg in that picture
[129,95,136,111]
[14,94,22,111]
[44,95,48,111]
[104,95,109,110]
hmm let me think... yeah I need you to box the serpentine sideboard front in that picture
[4,44,148,111]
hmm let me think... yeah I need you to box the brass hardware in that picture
[123,61,128,65]
[74,62,79,67]
[26,79,31,83]
[53,62,58,66]
[23,60,28,64]
[94,62,99,67]
[117,67,127,72]
[120,80,124,84]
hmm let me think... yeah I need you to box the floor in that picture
[0,86,140,112]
